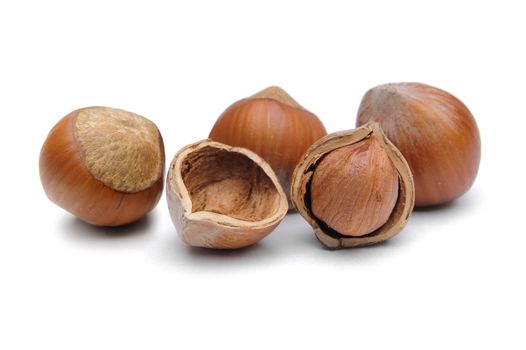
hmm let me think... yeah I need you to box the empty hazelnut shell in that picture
[39,107,165,226]
[209,86,327,207]
[291,122,415,248]
[166,140,288,249]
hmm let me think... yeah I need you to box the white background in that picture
[1,1,524,349]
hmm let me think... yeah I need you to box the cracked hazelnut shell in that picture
[209,86,327,207]
[291,122,415,248]
[166,140,288,249]
[39,107,165,226]
[357,82,481,207]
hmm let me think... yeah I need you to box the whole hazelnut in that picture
[357,82,481,207]
[39,107,165,226]
[166,140,288,249]
[291,122,415,248]
[209,86,327,207]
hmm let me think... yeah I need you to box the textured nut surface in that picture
[75,107,163,192]
[291,122,415,248]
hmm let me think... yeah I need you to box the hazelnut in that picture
[357,82,481,207]
[166,140,288,249]
[291,122,415,248]
[209,86,327,207]
[39,107,165,226]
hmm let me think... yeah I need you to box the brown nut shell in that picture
[357,82,481,207]
[209,86,327,207]
[39,107,165,226]
[291,122,415,249]
[166,140,288,249]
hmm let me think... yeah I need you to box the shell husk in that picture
[166,140,288,249]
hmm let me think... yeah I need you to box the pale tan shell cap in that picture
[74,107,163,193]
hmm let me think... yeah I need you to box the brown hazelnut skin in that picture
[357,82,481,207]
[310,137,399,236]
[291,122,415,249]
[39,107,165,226]
[209,86,327,207]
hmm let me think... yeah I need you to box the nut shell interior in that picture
[181,146,281,221]
[166,140,288,249]
[291,122,415,248]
